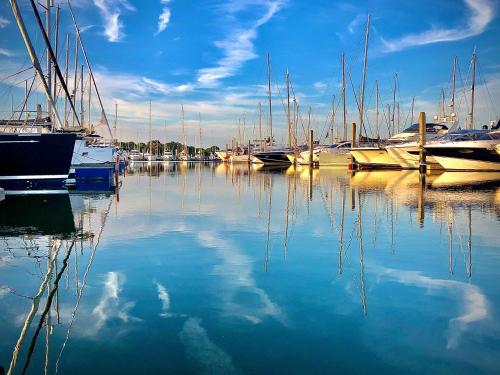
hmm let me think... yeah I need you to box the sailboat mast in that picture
[72,33,79,127]
[410,96,415,125]
[375,80,379,139]
[286,68,291,147]
[392,73,397,134]
[27,0,80,127]
[342,51,347,141]
[8,0,64,129]
[470,49,476,130]
[181,105,186,154]
[198,113,202,155]
[330,95,335,144]
[451,56,457,116]
[80,64,84,127]
[87,73,91,126]
[149,100,152,154]
[45,0,52,118]
[63,33,69,128]
[114,103,118,142]
[53,4,59,102]
[259,102,262,143]
[358,14,370,143]
[266,52,273,144]
[67,1,112,138]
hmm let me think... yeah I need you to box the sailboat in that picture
[319,52,353,167]
[0,0,78,188]
[145,101,160,162]
[253,53,292,165]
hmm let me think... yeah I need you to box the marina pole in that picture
[419,112,426,174]
[351,122,357,148]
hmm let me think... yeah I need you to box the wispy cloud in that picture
[93,0,136,42]
[348,14,364,34]
[0,48,14,57]
[179,318,241,375]
[196,0,287,86]
[156,0,172,35]
[381,0,495,52]
[0,16,10,29]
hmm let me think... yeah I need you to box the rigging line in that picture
[0,66,34,82]
[18,75,36,120]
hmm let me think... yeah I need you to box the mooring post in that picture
[351,122,357,148]
[309,129,314,166]
[419,112,426,173]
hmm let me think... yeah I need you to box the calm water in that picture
[1,163,500,374]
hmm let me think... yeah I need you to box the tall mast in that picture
[392,73,397,134]
[72,33,79,127]
[45,0,52,118]
[286,68,291,147]
[114,103,118,142]
[63,33,69,128]
[198,113,202,155]
[68,1,112,137]
[266,52,273,143]
[330,95,335,144]
[87,73,91,126]
[181,105,186,153]
[451,56,457,116]
[80,64,84,127]
[342,51,347,141]
[375,80,379,139]
[470,48,476,130]
[410,96,415,125]
[358,14,370,143]
[8,0,64,129]
[53,4,59,102]
[258,102,262,142]
[149,100,152,154]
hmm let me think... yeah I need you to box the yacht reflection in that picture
[0,194,75,237]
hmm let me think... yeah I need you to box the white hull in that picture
[318,150,351,166]
[386,144,442,169]
[230,154,251,163]
[350,147,400,168]
[431,156,500,171]
[72,139,115,166]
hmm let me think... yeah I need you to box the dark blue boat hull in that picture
[0,133,76,186]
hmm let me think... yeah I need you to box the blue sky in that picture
[0,0,499,145]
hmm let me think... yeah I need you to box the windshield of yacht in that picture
[436,130,499,142]
[402,123,448,133]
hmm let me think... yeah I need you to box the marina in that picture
[1,0,499,373]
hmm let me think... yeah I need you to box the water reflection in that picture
[1,164,499,373]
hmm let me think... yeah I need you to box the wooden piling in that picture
[419,112,426,173]
[351,122,357,148]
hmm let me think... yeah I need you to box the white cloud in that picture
[179,318,241,375]
[93,0,136,42]
[379,267,489,349]
[157,0,172,35]
[196,0,287,86]
[155,281,172,317]
[348,14,365,34]
[0,16,10,29]
[0,48,14,57]
[381,0,495,52]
